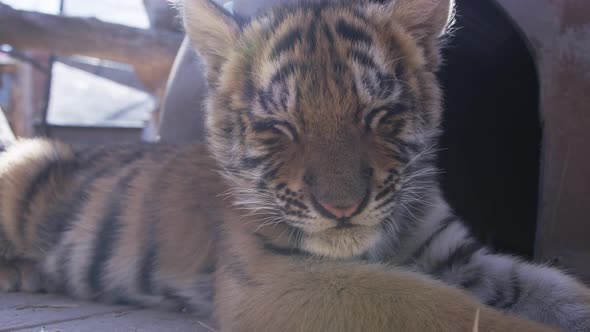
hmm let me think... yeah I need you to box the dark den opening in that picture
[437,0,542,259]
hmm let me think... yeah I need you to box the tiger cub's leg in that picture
[216,237,555,331]
[0,139,78,294]
[0,259,43,292]
[404,200,590,331]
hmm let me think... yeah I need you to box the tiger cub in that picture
[0,0,587,331]
[0,139,549,332]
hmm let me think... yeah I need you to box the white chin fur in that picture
[301,226,382,259]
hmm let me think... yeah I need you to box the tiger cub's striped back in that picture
[0,139,224,314]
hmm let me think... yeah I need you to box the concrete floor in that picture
[0,293,214,332]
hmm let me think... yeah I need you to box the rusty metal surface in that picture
[495,0,590,282]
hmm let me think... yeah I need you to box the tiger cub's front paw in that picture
[0,261,19,291]
[0,260,42,293]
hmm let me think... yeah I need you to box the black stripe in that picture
[398,140,422,155]
[385,168,399,180]
[381,170,397,183]
[311,4,323,18]
[54,242,73,294]
[0,221,15,257]
[18,158,78,242]
[366,103,408,133]
[221,122,234,135]
[243,65,256,102]
[138,244,158,294]
[385,103,409,118]
[395,62,405,79]
[391,155,411,168]
[349,6,370,24]
[237,114,248,143]
[335,19,372,44]
[261,162,283,182]
[333,60,349,74]
[376,72,396,98]
[257,90,277,114]
[137,150,180,296]
[87,169,138,297]
[252,120,281,132]
[262,242,309,257]
[375,185,394,201]
[241,154,272,169]
[74,148,110,164]
[408,216,457,263]
[322,23,334,44]
[252,120,299,142]
[357,69,376,93]
[261,138,281,146]
[38,150,145,250]
[378,104,407,127]
[306,20,317,52]
[374,191,397,210]
[286,197,308,211]
[430,240,483,276]
[224,255,260,287]
[499,267,522,309]
[254,233,309,257]
[270,62,301,85]
[349,49,378,70]
[485,284,506,307]
[267,12,286,33]
[364,108,385,132]
[270,28,302,58]
[460,268,483,289]
[278,88,289,112]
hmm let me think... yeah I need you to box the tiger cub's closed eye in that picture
[363,104,407,133]
[252,120,299,142]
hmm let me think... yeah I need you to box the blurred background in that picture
[0,0,182,145]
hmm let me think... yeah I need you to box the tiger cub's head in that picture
[183,0,453,258]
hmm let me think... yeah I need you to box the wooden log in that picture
[0,2,183,93]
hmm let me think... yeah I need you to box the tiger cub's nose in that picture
[317,200,363,219]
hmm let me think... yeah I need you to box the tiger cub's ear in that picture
[181,0,240,82]
[389,0,454,39]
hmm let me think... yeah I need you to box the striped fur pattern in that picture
[0,141,554,332]
[0,140,221,315]
[184,0,590,330]
[0,0,584,331]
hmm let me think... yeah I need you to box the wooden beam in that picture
[58,57,147,92]
[0,2,183,93]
